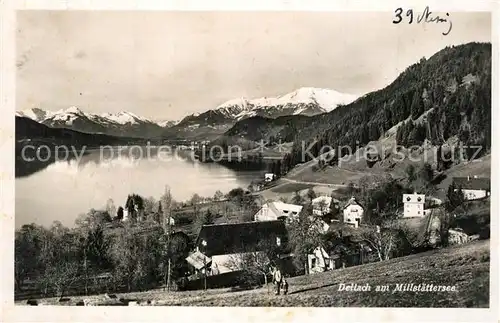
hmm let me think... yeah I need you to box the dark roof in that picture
[452,177,490,191]
[195,220,288,257]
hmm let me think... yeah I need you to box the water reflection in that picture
[16,147,266,228]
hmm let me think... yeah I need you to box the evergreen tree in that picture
[446,183,465,212]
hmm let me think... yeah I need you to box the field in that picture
[28,240,490,307]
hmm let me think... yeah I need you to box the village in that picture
[14,165,491,307]
[178,173,490,291]
[105,171,490,293]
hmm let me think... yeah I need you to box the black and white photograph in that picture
[3,1,497,317]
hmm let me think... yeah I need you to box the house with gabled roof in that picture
[342,197,364,228]
[307,233,374,274]
[254,201,303,222]
[312,196,339,216]
[452,176,490,201]
[186,220,289,277]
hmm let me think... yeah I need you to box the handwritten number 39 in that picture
[393,8,414,24]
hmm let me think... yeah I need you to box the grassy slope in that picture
[32,240,489,307]
[282,134,490,201]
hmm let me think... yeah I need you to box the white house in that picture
[312,196,337,216]
[307,246,338,273]
[452,176,491,201]
[122,209,129,222]
[402,193,426,218]
[254,201,303,222]
[164,216,175,226]
[342,197,364,228]
[264,173,276,182]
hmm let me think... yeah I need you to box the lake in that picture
[15,146,266,228]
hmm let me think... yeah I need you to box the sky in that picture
[16,11,491,121]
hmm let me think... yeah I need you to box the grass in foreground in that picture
[28,240,489,307]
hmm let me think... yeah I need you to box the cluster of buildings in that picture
[182,175,490,289]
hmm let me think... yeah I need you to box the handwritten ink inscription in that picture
[393,6,452,36]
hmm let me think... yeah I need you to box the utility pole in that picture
[83,239,88,296]
[202,240,207,291]
[162,186,173,292]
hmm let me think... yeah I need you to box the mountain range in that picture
[16,107,166,138]
[163,87,357,140]
[17,87,357,140]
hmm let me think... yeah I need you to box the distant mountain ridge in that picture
[164,87,358,140]
[215,87,358,120]
[16,107,172,138]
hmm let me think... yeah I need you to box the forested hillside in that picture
[223,114,312,143]
[279,42,491,170]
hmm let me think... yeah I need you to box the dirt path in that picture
[278,177,349,188]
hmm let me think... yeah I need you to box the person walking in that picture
[281,275,289,295]
[272,266,282,295]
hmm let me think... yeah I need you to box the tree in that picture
[160,185,174,290]
[116,207,124,221]
[279,196,290,203]
[106,199,117,220]
[125,194,145,222]
[291,191,304,205]
[167,233,192,281]
[418,163,434,184]
[15,224,45,291]
[75,224,112,295]
[213,190,224,201]
[227,188,246,203]
[75,209,112,230]
[359,225,401,262]
[37,223,81,300]
[288,205,324,273]
[406,164,417,182]
[436,208,451,247]
[160,186,173,228]
[227,240,279,292]
[306,188,317,203]
[80,225,111,270]
[110,230,163,292]
[144,196,158,216]
[446,183,465,212]
[190,193,202,206]
[193,209,215,234]
[40,260,80,300]
[329,196,341,221]
[229,251,271,291]
[316,199,328,216]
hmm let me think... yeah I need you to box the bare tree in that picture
[144,196,158,216]
[229,252,271,291]
[213,190,224,201]
[161,186,173,230]
[40,260,80,300]
[359,225,400,261]
[106,199,117,220]
[160,185,173,290]
[227,240,277,292]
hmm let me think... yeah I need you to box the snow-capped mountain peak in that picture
[16,107,54,122]
[157,119,180,128]
[98,111,154,125]
[211,87,358,121]
[64,106,84,115]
